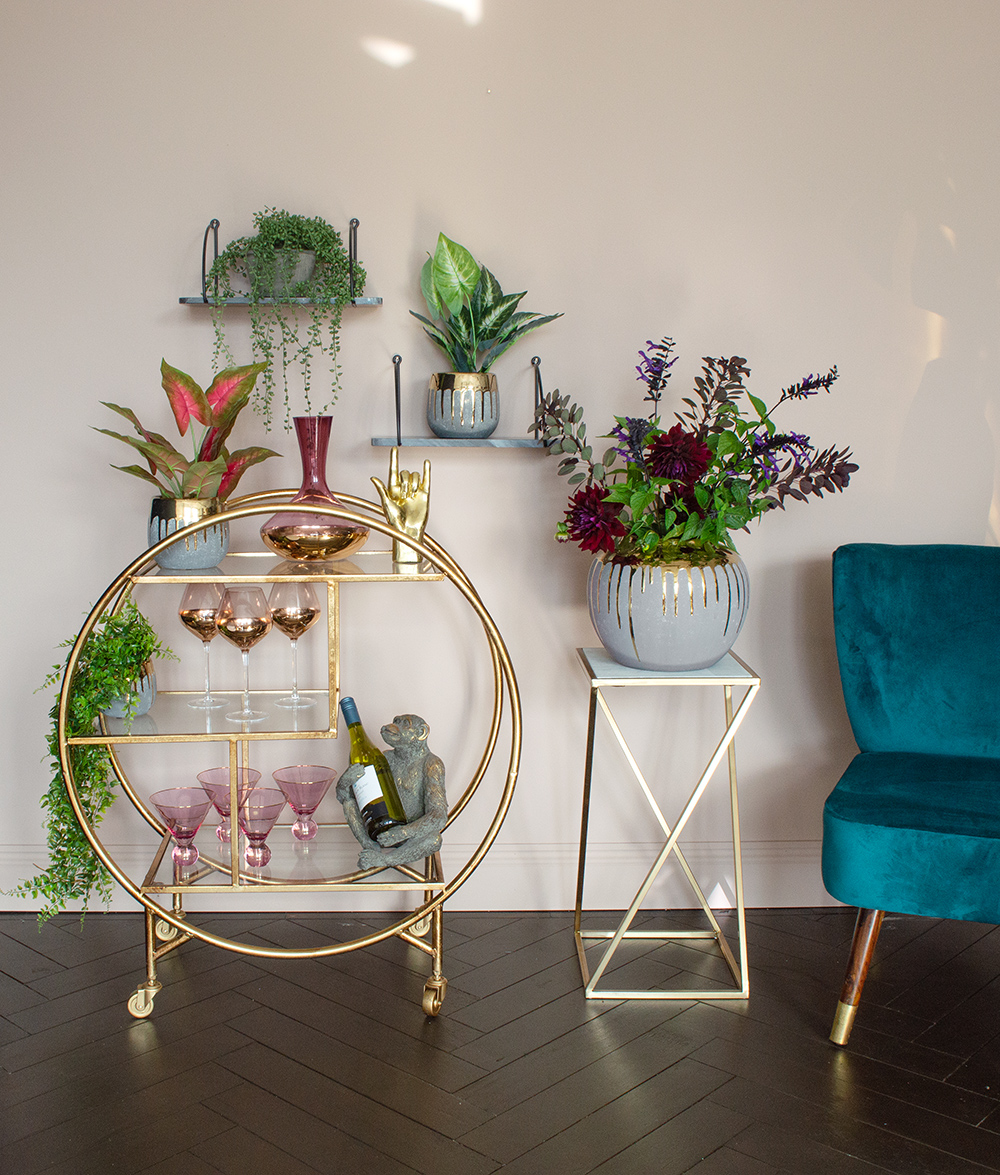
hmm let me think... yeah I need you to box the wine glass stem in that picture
[241,649,251,713]
[202,641,212,701]
[290,639,299,701]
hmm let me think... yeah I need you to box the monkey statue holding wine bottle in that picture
[336,706,447,870]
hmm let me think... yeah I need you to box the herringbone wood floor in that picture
[0,908,998,1173]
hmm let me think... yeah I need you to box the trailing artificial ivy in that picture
[11,601,175,924]
[208,208,365,431]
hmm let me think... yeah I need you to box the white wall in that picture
[3,0,998,913]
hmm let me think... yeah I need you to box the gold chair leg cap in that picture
[830,999,857,1046]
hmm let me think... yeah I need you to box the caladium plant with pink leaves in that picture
[97,360,280,500]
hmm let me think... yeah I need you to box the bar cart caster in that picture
[155,918,182,942]
[422,976,448,1017]
[127,983,160,1019]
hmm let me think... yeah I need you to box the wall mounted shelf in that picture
[179,296,382,306]
[371,437,544,448]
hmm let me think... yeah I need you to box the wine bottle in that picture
[339,696,407,840]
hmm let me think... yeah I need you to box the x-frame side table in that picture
[573,646,761,1000]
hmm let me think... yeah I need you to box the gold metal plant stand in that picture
[573,646,760,1000]
[57,494,521,1019]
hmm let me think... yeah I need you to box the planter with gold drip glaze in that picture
[427,372,499,439]
[587,552,749,672]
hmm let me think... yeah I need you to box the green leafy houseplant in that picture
[534,336,857,566]
[97,360,277,499]
[208,208,366,430]
[411,233,562,371]
[11,603,176,923]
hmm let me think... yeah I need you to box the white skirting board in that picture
[0,840,840,914]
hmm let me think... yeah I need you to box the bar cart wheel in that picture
[127,984,159,1019]
[422,976,447,1017]
[154,918,181,942]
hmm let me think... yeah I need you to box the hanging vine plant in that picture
[11,602,175,924]
[207,208,365,431]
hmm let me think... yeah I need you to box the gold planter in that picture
[148,498,229,570]
[427,372,499,438]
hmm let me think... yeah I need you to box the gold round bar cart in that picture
[56,494,521,1019]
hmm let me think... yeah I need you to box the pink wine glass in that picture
[197,767,262,842]
[150,787,213,866]
[237,787,287,867]
[272,764,337,840]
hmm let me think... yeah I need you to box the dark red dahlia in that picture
[646,424,710,484]
[563,484,627,555]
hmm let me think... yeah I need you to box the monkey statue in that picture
[336,713,447,870]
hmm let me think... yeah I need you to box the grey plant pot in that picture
[588,553,750,672]
[148,498,229,570]
[427,372,499,439]
[100,665,156,719]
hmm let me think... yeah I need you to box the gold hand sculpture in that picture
[371,447,431,564]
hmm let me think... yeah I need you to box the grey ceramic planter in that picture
[100,664,156,719]
[588,553,750,672]
[427,373,499,439]
[148,498,229,570]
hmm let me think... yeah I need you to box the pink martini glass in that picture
[237,788,287,868]
[271,764,337,841]
[150,788,213,866]
[197,767,262,842]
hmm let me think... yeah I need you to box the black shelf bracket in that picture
[393,354,403,446]
[201,219,220,303]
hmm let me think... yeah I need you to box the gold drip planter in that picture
[588,552,750,672]
[427,372,499,439]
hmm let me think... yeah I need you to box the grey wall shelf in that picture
[179,296,382,306]
[371,437,544,448]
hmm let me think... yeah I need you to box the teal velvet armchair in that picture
[822,543,1000,1045]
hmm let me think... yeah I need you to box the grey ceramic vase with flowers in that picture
[536,336,856,672]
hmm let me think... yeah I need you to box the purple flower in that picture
[609,416,654,466]
[563,485,627,554]
[635,337,677,406]
[751,431,813,480]
[646,424,710,484]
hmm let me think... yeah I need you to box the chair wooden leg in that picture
[830,907,884,1046]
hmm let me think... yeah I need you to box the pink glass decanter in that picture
[260,416,369,562]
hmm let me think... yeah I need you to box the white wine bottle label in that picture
[352,765,384,811]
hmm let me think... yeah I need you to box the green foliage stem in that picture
[9,602,176,924]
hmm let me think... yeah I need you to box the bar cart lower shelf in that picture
[57,493,521,1019]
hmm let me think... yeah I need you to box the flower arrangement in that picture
[97,360,278,500]
[533,337,857,565]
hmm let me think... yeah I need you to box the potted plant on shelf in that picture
[10,602,175,923]
[534,336,857,671]
[411,232,562,438]
[97,359,278,569]
[207,207,366,431]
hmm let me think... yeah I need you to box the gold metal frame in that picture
[57,492,521,1018]
[573,646,760,1000]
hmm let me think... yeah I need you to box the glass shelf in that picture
[371,437,544,448]
[70,691,336,744]
[131,550,445,584]
[143,828,443,894]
